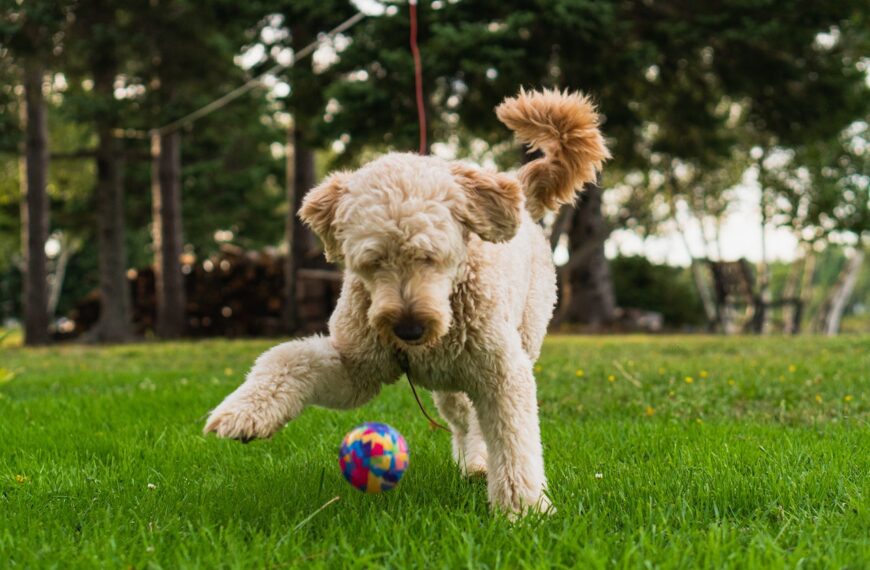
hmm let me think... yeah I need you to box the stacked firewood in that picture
[67,247,342,338]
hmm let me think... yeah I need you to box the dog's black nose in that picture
[393,319,425,342]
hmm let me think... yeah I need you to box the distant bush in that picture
[611,256,705,328]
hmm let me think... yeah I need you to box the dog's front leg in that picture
[471,346,551,517]
[433,392,488,477]
[204,335,382,441]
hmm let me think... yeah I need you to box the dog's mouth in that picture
[393,336,429,348]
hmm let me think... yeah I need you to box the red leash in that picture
[409,0,427,155]
[403,3,448,433]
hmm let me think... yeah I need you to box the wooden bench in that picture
[706,259,803,334]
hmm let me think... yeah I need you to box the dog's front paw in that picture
[459,453,488,479]
[490,483,556,520]
[499,495,556,521]
[451,431,489,479]
[203,394,288,442]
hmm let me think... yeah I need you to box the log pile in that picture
[66,246,342,339]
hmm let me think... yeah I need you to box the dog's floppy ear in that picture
[299,172,349,262]
[451,163,524,243]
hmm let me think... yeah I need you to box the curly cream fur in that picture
[496,87,610,219]
[205,89,607,517]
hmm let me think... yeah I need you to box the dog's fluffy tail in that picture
[496,88,610,220]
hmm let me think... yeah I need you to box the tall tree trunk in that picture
[292,135,317,266]
[794,248,817,334]
[283,129,317,332]
[556,182,617,327]
[822,248,865,336]
[782,243,812,334]
[19,61,50,345]
[283,126,298,333]
[91,58,133,342]
[756,154,771,332]
[666,173,717,328]
[283,127,304,334]
[672,218,717,328]
[284,24,327,333]
[151,131,186,338]
[288,24,319,267]
[281,126,317,333]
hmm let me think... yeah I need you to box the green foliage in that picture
[0,156,20,272]
[1,0,868,323]
[0,0,72,59]
[0,58,19,153]
[764,122,869,242]
[318,0,869,256]
[0,0,289,319]
[611,255,705,327]
[0,335,868,567]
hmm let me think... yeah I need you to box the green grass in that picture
[0,327,21,348]
[1,335,868,569]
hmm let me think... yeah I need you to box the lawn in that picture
[1,335,868,568]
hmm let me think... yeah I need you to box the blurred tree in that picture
[320,0,868,328]
[119,0,282,337]
[0,0,72,344]
[2,0,287,336]
[762,120,869,334]
[243,1,361,332]
[321,0,624,326]
[3,0,867,339]
[60,0,138,341]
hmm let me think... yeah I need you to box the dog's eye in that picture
[358,256,384,272]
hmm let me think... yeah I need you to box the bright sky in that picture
[602,184,799,267]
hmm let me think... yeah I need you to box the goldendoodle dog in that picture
[205,88,609,516]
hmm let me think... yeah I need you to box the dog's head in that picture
[299,153,523,349]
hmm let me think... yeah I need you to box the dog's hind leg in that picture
[433,392,488,477]
[204,335,386,442]
[519,230,557,362]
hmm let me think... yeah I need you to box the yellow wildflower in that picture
[607,374,616,382]
[658,367,666,375]
[575,369,585,378]
[645,406,655,416]
[815,394,823,403]
[14,474,27,484]
[699,371,708,379]
[223,368,234,376]
[844,395,854,403]
[788,364,797,373]
[727,379,736,386]
[534,365,542,373]
[684,376,694,384]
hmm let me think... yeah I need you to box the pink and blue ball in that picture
[339,422,409,493]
